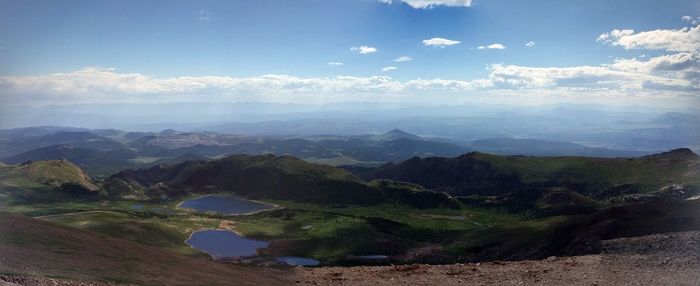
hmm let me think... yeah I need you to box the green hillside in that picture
[0,159,98,189]
[0,160,100,203]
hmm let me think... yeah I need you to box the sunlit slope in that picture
[0,160,99,191]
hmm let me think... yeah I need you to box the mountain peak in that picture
[643,148,699,160]
[160,129,179,135]
[371,129,422,141]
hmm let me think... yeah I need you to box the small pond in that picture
[186,229,270,259]
[276,256,320,266]
[179,195,274,215]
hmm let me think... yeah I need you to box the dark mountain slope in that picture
[106,154,387,205]
[370,129,423,141]
[641,147,699,161]
[361,153,524,196]
[358,149,700,199]
[104,154,462,208]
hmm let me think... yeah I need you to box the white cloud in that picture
[1,61,697,109]
[382,66,398,72]
[393,56,413,62]
[478,43,506,50]
[682,15,698,25]
[422,37,461,47]
[0,67,487,105]
[597,25,700,52]
[351,45,378,54]
[198,10,211,21]
[327,62,344,66]
[525,41,535,47]
[593,24,700,91]
[379,0,472,9]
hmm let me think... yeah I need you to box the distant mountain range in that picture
[5,103,699,152]
[467,138,652,157]
[0,126,690,179]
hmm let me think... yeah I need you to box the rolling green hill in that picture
[0,159,100,204]
[0,159,98,192]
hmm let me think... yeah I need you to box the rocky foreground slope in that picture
[1,224,698,285]
[295,231,700,286]
[0,212,289,286]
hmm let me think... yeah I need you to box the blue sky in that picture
[0,0,699,108]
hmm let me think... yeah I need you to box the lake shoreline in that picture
[185,228,270,260]
[176,194,282,216]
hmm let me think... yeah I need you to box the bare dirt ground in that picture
[295,231,700,286]
[0,275,115,286]
[0,212,290,286]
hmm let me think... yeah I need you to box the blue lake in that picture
[276,256,320,266]
[179,195,273,215]
[186,229,270,259]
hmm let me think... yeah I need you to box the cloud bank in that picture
[380,0,472,9]
[2,25,698,108]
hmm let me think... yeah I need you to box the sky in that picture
[0,0,699,109]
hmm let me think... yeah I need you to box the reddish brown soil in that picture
[0,212,290,286]
[295,231,700,286]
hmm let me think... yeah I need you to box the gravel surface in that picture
[296,231,700,286]
[4,231,698,285]
[0,275,115,286]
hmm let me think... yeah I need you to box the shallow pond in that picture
[276,256,320,266]
[179,195,273,215]
[186,229,270,259]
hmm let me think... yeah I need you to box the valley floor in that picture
[295,231,700,286]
